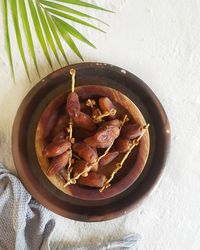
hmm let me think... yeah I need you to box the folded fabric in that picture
[74,233,140,250]
[0,163,55,250]
[0,163,140,250]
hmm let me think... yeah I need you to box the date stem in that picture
[64,167,89,187]
[70,68,76,93]
[86,99,96,109]
[66,69,76,182]
[99,124,149,192]
[92,109,116,123]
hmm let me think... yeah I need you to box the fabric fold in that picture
[0,164,139,250]
[0,164,55,250]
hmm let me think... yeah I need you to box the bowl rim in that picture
[12,62,170,222]
[35,84,150,201]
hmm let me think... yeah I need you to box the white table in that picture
[0,1,200,249]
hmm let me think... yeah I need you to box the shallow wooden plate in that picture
[35,85,150,200]
[12,63,170,222]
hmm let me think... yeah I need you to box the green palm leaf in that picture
[2,0,112,81]
[2,0,14,80]
[18,0,40,76]
[55,0,113,13]
[53,16,83,60]
[44,7,105,33]
[40,0,109,26]
[45,11,69,64]
[52,16,96,49]
[10,0,30,80]
[36,2,61,66]
[28,0,53,69]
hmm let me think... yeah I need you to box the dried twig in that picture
[64,167,89,187]
[86,99,96,109]
[92,108,116,123]
[65,69,76,183]
[99,124,149,192]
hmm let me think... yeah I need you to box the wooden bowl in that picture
[35,85,150,200]
[12,62,170,221]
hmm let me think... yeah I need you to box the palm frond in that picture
[52,15,96,49]
[18,0,40,76]
[45,11,69,64]
[2,0,112,81]
[40,0,109,26]
[2,0,14,80]
[10,0,31,80]
[53,16,83,60]
[28,0,53,69]
[55,0,113,13]
[43,7,105,32]
[36,2,61,66]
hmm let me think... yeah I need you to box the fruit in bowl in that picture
[35,69,150,200]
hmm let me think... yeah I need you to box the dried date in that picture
[66,92,80,118]
[78,172,106,188]
[99,151,119,166]
[114,138,131,153]
[72,127,94,139]
[73,160,92,178]
[84,125,120,148]
[101,119,121,128]
[47,151,70,176]
[92,108,102,118]
[44,111,58,138]
[44,139,71,157]
[52,130,67,143]
[121,124,142,140]
[73,142,98,163]
[50,115,68,139]
[73,112,96,131]
[99,97,116,118]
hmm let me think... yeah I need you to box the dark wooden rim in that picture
[12,62,170,222]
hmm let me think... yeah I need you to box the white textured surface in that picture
[0,1,200,249]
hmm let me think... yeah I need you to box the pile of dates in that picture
[43,91,143,189]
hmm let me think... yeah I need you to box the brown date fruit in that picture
[73,160,92,178]
[99,151,119,166]
[44,111,58,138]
[80,102,91,116]
[52,130,66,143]
[66,92,80,118]
[99,97,116,118]
[47,151,70,176]
[121,124,142,140]
[101,119,121,128]
[73,112,96,131]
[84,125,120,148]
[44,139,71,157]
[78,172,106,188]
[51,115,68,138]
[114,138,131,153]
[73,142,98,163]
[92,108,102,117]
[72,127,94,139]
[80,102,87,110]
